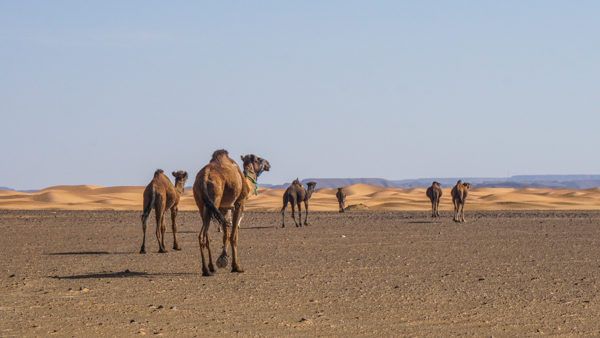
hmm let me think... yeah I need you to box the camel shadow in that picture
[46,251,131,256]
[50,270,197,279]
[241,226,274,230]
[406,221,441,224]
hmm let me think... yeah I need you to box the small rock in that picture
[341,235,346,238]
[9,274,15,278]
[299,317,313,324]
[80,287,90,292]
[157,305,164,309]
[125,269,131,273]
[170,306,177,310]
[478,278,485,281]
[130,319,136,323]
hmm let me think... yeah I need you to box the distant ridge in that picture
[4,175,600,192]
[261,175,600,190]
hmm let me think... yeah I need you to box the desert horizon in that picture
[2,183,600,211]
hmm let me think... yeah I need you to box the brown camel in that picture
[140,169,188,254]
[426,181,443,217]
[280,179,317,227]
[192,150,270,276]
[451,180,471,222]
[336,187,346,213]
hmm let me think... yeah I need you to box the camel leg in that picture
[431,200,436,218]
[437,199,441,217]
[230,205,244,273]
[198,208,213,276]
[155,212,167,253]
[160,213,167,252]
[452,199,459,222]
[280,201,288,228]
[171,207,181,250]
[304,200,309,225]
[215,208,231,268]
[221,209,232,232]
[291,203,298,227]
[154,195,167,253]
[205,222,215,273]
[460,203,466,222]
[217,213,231,269]
[140,213,149,254]
[297,202,303,227]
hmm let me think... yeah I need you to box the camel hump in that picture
[154,169,164,178]
[211,149,229,162]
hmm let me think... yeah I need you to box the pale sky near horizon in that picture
[2,1,600,190]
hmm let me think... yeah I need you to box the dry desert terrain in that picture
[1,209,600,336]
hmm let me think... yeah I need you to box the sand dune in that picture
[0,184,599,211]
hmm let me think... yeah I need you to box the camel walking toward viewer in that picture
[426,181,443,217]
[192,150,270,276]
[451,180,471,222]
[336,187,346,213]
[140,169,188,254]
[281,180,317,227]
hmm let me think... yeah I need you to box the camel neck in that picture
[244,167,258,195]
[306,187,315,200]
[174,181,185,195]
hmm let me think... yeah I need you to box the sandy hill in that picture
[1,184,600,211]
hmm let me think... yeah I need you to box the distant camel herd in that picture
[139,149,471,276]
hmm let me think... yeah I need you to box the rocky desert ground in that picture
[2,209,600,336]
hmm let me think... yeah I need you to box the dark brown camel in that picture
[192,150,270,276]
[280,179,317,227]
[451,180,471,222]
[426,181,443,217]
[336,187,346,213]
[140,169,188,254]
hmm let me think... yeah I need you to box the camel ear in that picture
[172,171,177,177]
[240,155,244,161]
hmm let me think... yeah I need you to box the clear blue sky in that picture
[2,1,599,189]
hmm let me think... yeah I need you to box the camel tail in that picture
[201,172,229,226]
[141,186,156,219]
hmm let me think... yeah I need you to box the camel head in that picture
[432,181,441,187]
[292,178,301,185]
[337,187,344,192]
[463,182,472,190]
[172,171,188,190]
[306,181,317,199]
[240,154,271,178]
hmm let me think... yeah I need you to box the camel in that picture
[336,187,346,213]
[426,181,443,217]
[280,179,317,227]
[451,180,472,222]
[192,150,270,276]
[140,169,188,254]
